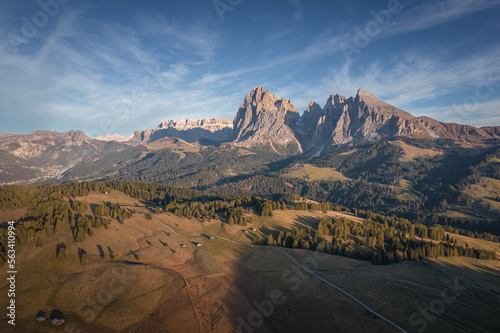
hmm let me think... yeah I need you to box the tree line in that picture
[1,180,498,265]
[253,216,498,265]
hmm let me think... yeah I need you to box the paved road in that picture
[152,217,408,333]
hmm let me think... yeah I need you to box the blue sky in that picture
[1,0,500,137]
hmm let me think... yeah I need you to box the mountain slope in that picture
[61,141,289,188]
[0,130,128,183]
[0,130,127,165]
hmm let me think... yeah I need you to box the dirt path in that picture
[152,217,408,333]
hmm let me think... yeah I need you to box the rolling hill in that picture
[1,183,499,332]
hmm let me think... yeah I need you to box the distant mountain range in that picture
[0,87,499,185]
[130,118,234,145]
[232,87,500,152]
[125,87,500,151]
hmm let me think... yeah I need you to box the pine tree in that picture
[56,243,66,260]
[80,253,88,264]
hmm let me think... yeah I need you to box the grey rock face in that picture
[308,89,500,148]
[232,87,302,154]
[130,118,233,145]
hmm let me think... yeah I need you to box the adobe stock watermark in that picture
[408,276,470,333]
[6,0,72,54]
[446,74,499,123]
[237,249,328,333]
[64,62,169,166]
[85,63,168,139]
[63,267,134,333]
[213,0,243,22]
[340,0,415,60]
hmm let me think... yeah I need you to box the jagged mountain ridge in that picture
[0,130,91,159]
[3,88,499,154]
[130,118,233,145]
[311,89,421,147]
[232,87,500,152]
[1,87,499,184]
[89,87,500,150]
[0,130,128,183]
[0,130,115,162]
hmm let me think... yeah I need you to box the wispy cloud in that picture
[334,49,498,104]
[410,99,500,127]
[264,27,296,44]
[0,9,226,135]
[385,0,500,35]
[292,45,500,124]
[291,0,303,20]
[1,0,499,135]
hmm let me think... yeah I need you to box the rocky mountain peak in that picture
[356,88,371,98]
[355,89,414,120]
[310,90,422,146]
[323,93,349,116]
[233,87,500,153]
[233,87,302,154]
[245,86,272,104]
[297,102,324,137]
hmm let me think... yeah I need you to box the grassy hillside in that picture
[464,176,500,211]
[1,184,499,332]
[284,163,350,181]
[447,232,500,258]
[389,140,443,162]
[62,143,290,189]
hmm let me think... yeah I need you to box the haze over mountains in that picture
[0,87,499,184]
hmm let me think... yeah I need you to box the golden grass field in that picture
[437,209,482,220]
[464,176,500,211]
[1,190,499,332]
[396,192,417,201]
[389,140,442,162]
[447,232,500,258]
[0,208,27,224]
[285,164,350,182]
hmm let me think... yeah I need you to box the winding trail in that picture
[152,217,408,333]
